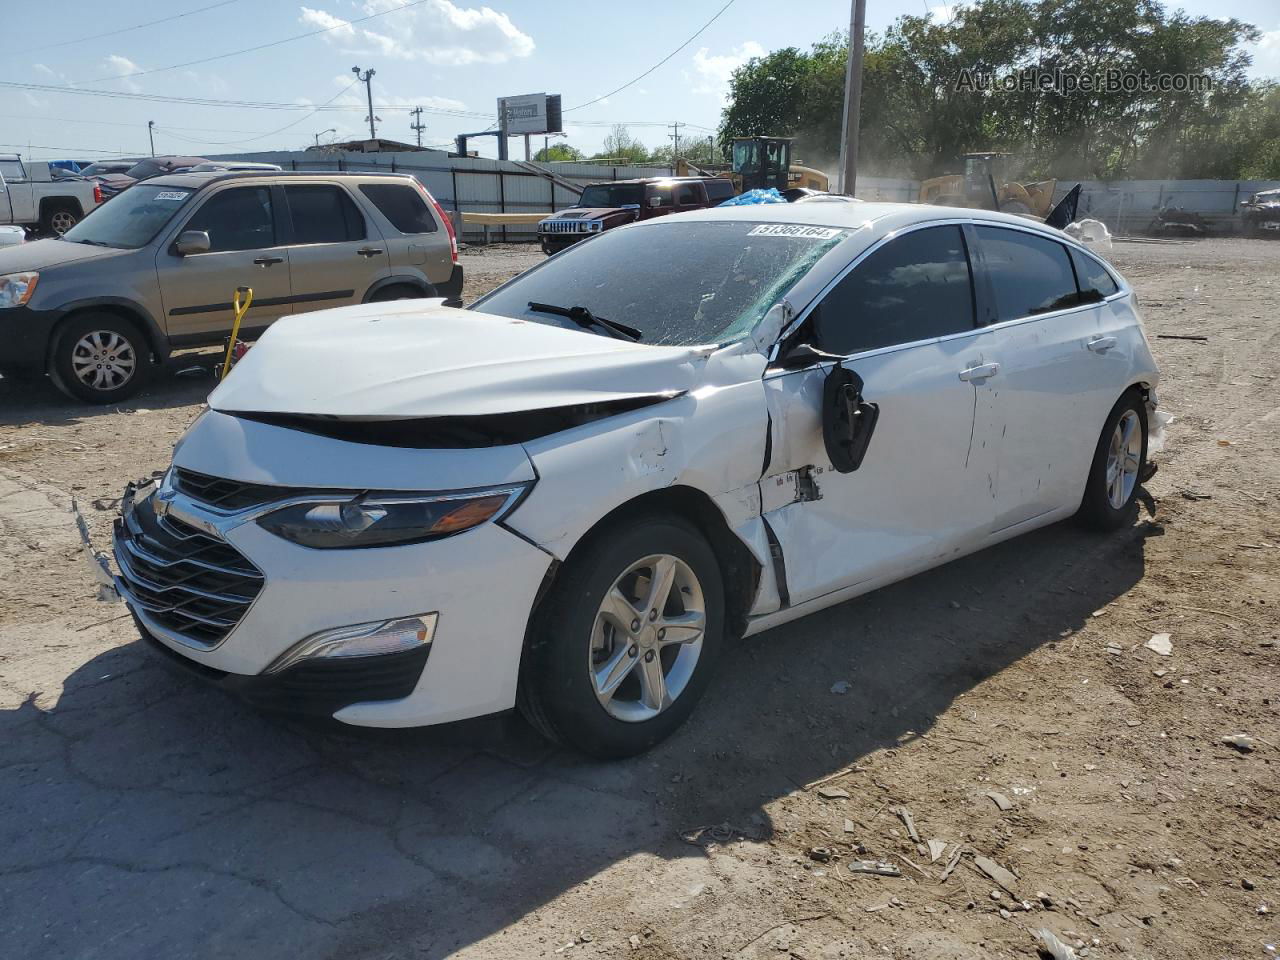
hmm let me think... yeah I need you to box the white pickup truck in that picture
[0,154,102,236]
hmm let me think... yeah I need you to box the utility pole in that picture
[147,120,155,157]
[496,97,509,161]
[351,66,378,140]
[668,121,683,162]
[837,0,866,196]
[409,107,425,147]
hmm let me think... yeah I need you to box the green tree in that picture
[533,143,584,162]
[590,124,651,164]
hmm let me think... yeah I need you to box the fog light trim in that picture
[265,613,437,675]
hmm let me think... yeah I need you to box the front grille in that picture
[540,219,595,235]
[115,495,263,647]
[173,468,290,511]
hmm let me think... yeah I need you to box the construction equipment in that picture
[675,137,829,198]
[918,152,1056,217]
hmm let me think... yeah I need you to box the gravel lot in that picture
[1,238,1277,959]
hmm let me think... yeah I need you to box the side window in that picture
[976,226,1080,319]
[648,185,674,209]
[675,184,699,206]
[810,225,976,355]
[1069,247,1119,301]
[359,183,438,234]
[704,179,735,204]
[183,186,274,253]
[285,185,366,244]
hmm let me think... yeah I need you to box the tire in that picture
[40,203,80,237]
[517,514,725,758]
[1077,390,1148,531]
[50,313,152,404]
[370,283,430,303]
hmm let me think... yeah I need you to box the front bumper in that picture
[0,304,58,374]
[109,417,552,726]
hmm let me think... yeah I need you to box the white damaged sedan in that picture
[112,203,1161,757]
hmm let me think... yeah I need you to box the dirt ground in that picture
[1,238,1277,960]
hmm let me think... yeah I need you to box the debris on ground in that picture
[1221,734,1257,752]
[808,847,834,863]
[848,860,902,877]
[927,839,948,862]
[986,791,1014,812]
[1035,927,1078,960]
[973,855,1020,895]
[939,845,965,882]
[1145,633,1173,656]
[830,679,851,694]
[892,805,921,842]
[817,786,851,800]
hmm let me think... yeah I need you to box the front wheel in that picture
[1077,391,1148,530]
[50,313,152,404]
[517,515,725,758]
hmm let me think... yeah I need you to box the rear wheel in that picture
[41,203,80,237]
[370,283,431,303]
[50,313,152,404]
[1077,391,1148,530]
[518,515,725,758]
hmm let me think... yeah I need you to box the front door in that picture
[278,183,389,312]
[762,224,1001,607]
[157,184,292,342]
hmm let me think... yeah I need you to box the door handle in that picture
[253,255,284,266]
[356,247,383,258]
[958,362,1000,382]
[1087,335,1118,353]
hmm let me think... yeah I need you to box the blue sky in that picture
[4,0,1279,163]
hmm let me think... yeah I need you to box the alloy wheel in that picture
[589,553,706,723]
[1105,409,1142,509]
[51,211,78,235]
[71,330,137,392]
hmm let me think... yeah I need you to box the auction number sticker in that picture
[748,224,843,239]
[153,191,189,201]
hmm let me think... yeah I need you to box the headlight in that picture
[257,485,528,549]
[0,271,38,308]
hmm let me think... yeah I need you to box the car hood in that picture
[544,206,635,221]
[0,238,131,272]
[208,300,713,418]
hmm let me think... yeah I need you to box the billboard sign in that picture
[499,93,562,135]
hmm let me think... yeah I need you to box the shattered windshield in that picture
[577,184,645,208]
[471,220,847,346]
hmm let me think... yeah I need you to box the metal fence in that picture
[208,149,1280,238]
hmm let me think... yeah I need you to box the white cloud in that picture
[103,54,143,92]
[1251,26,1280,80]
[300,0,534,65]
[691,41,765,101]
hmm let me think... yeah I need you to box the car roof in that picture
[585,176,725,187]
[633,200,1074,240]
[145,169,426,189]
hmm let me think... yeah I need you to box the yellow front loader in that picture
[918,152,1056,218]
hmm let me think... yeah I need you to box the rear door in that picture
[280,182,389,310]
[355,181,451,287]
[972,225,1125,533]
[156,184,293,342]
[763,224,1000,605]
[673,182,706,214]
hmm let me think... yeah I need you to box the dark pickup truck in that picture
[536,176,736,254]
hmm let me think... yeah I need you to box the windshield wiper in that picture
[69,238,111,247]
[527,301,642,342]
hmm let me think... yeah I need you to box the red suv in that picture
[536,176,735,254]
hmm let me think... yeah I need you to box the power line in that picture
[29,0,241,52]
[154,81,361,147]
[78,0,436,85]
[0,142,141,157]
[566,0,739,112]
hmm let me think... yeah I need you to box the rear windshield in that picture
[578,184,644,208]
[470,220,846,346]
[62,183,196,249]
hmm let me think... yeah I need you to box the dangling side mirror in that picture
[822,362,879,474]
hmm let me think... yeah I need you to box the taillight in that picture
[93,183,103,205]
[419,183,457,263]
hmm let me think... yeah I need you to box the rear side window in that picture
[675,184,700,206]
[359,183,438,234]
[648,185,674,209]
[704,179,736,204]
[285,185,365,244]
[1069,247,1119,300]
[184,186,274,252]
[977,226,1079,319]
[811,225,976,355]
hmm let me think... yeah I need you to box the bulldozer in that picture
[675,136,829,198]
[918,152,1056,217]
